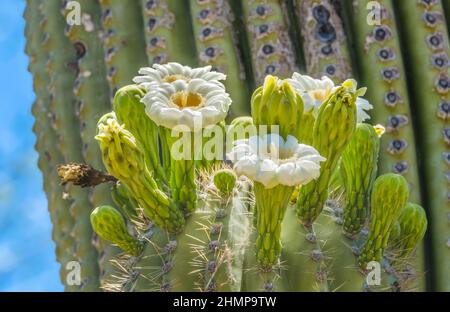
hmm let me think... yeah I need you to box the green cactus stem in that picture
[189,0,250,117]
[251,75,304,140]
[91,206,144,256]
[358,174,409,268]
[280,207,329,291]
[340,123,382,236]
[296,81,358,226]
[98,0,148,98]
[294,0,352,82]
[96,113,185,233]
[25,0,78,291]
[113,85,166,185]
[41,0,100,291]
[240,0,297,84]
[140,0,196,67]
[395,0,450,291]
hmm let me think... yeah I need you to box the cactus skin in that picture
[41,0,100,291]
[25,0,78,291]
[395,0,450,291]
[96,113,185,233]
[61,0,121,287]
[113,85,166,185]
[241,0,297,84]
[189,0,249,117]
[294,0,352,82]
[340,124,381,236]
[358,174,409,268]
[280,207,329,291]
[296,82,357,226]
[99,0,148,98]
[140,0,196,67]
[91,206,143,257]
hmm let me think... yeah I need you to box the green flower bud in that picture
[251,75,304,140]
[90,205,143,256]
[390,203,428,259]
[95,113,184,233]
[113,85,166,184]
[341,124,383,236]
[296,80,359,225]
[358,173,409,268]
[213,169,237,197]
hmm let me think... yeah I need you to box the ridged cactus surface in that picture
[23,0,450,291]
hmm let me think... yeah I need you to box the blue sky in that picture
[0,0,63,291]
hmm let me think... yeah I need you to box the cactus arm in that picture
[41,0,100,291]
[61,0,122,287]
[280,207,329,291]
[113,85,167,185]
[296,84,357,225]
[394,0,450,291]
[140,0,196,66]
[340,124,381,236]
[98,0,148,98]
[240,0,297,84]
[189,0,250,117]
[294,0,352,82]
[25,0,78,291]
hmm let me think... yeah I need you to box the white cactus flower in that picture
[133,62,226,89]
[287,72,373,122]
[228,133,325,189]
[142,78,231,131]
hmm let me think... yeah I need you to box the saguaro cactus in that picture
[24,0,437,292]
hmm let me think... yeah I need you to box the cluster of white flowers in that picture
[135,63,373,189]
[134,62,231,132]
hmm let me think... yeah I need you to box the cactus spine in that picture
[395,0,450,291]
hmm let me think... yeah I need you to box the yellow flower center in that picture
[163,74,190,83]
[171,91,204,109]
[308,88,331,102]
